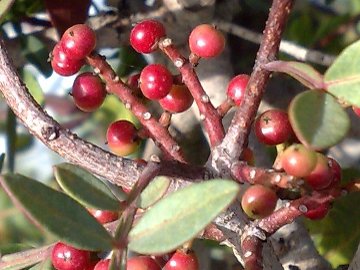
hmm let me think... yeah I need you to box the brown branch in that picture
[212,0,295,173]
[231,161,303,190]
[86,53,187,163]
[158,40,225,147]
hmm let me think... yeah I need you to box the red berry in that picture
[72,72,106,112]
[140,64,173,100]
[130,20,166,54]
[304,203,330,220]
[106,120,140,156]
[241,147,255,166]
[51,43,84,76]
[52,242,91,270]
[164,250,199,270]
[305,153,332,190]
[88,209,119,224]
[61,24,96,60]
[226,74,250,106]
[328,157,342,187]
[241,185,278,219]
[352,106,360,117]
[255,109,293,145]
[281,144,317,178]
[94,259,110,270]
[127,256,161,270]
[159,84,194,113]
[189,24,225,58]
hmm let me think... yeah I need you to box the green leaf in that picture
[263,61,324,89]
[305,192,360,267]
[6,107,16,173]
[138,176,170,209]
[0,174,113,251]
[288,90,350,150]
[20,68,44,105]
[0,153,5,173]
[128,180,239,254]
[325,39,360,107]
[20,35,52,77]
[29,257,54,270]
[53,163,120,211]
[0,0,15,22]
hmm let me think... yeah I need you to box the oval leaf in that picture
[128,180,239,254]
[263,61,324,89]
[0,174,113,251]
[289,90,350,150]
[325,40,360,107]
[54,163,120,211]
[138,176,170,209]
[0,0,15,21]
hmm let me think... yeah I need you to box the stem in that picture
[212,0,295,172]
[159,40,225,146]
[86,53,187,163]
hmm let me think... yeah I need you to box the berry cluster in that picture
[51,242,199,270]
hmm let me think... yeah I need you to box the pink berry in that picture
[130,20,166,54]
[52,242,90,270]
[88,209,119,224]
[106,120,140,156]
[353,106,360,117]
[72,72,106,112]
[281,144,317,178]
[127,256,161,270]
[94,259,110,270]
[51,43,84,76]
[61,24,96,60]
[226,74,250,106]
[305,153,332,190]
[164,250,199,270]
[159,84,194,113]
[188,24,225,58]
[241,185,278,219]
[255,109,294,145]
[140,64,173,100]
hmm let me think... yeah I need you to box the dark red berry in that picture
[140,64,173,100]
[226,74,250,106]
[241,184,278,219]
[281,144,317,178]
[189,24,225,58]
[305,153,332,190]
[353,106,360,117]
[61,24,96,60]
[94,259,110,270]
[72,72,106,112]
[304,203,330,220]
[88,209,119,224]
[164,250,199,270]
[51,43,84,76]
[106,120,140,156]
[328,157,342,187]
[130,20,166,54]
[255,109,293,145]
[52,242,90,270]
[159,84,194,113]
[127,256,161,270]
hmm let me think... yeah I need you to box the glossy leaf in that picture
[325,40,360,107]
[0,174,113,251]
[305,169,360,267]
[289,90,350,150]
[263,61,324,89]
[138,176,170,209]
[128,180,239,254]
[54,163,120,211]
